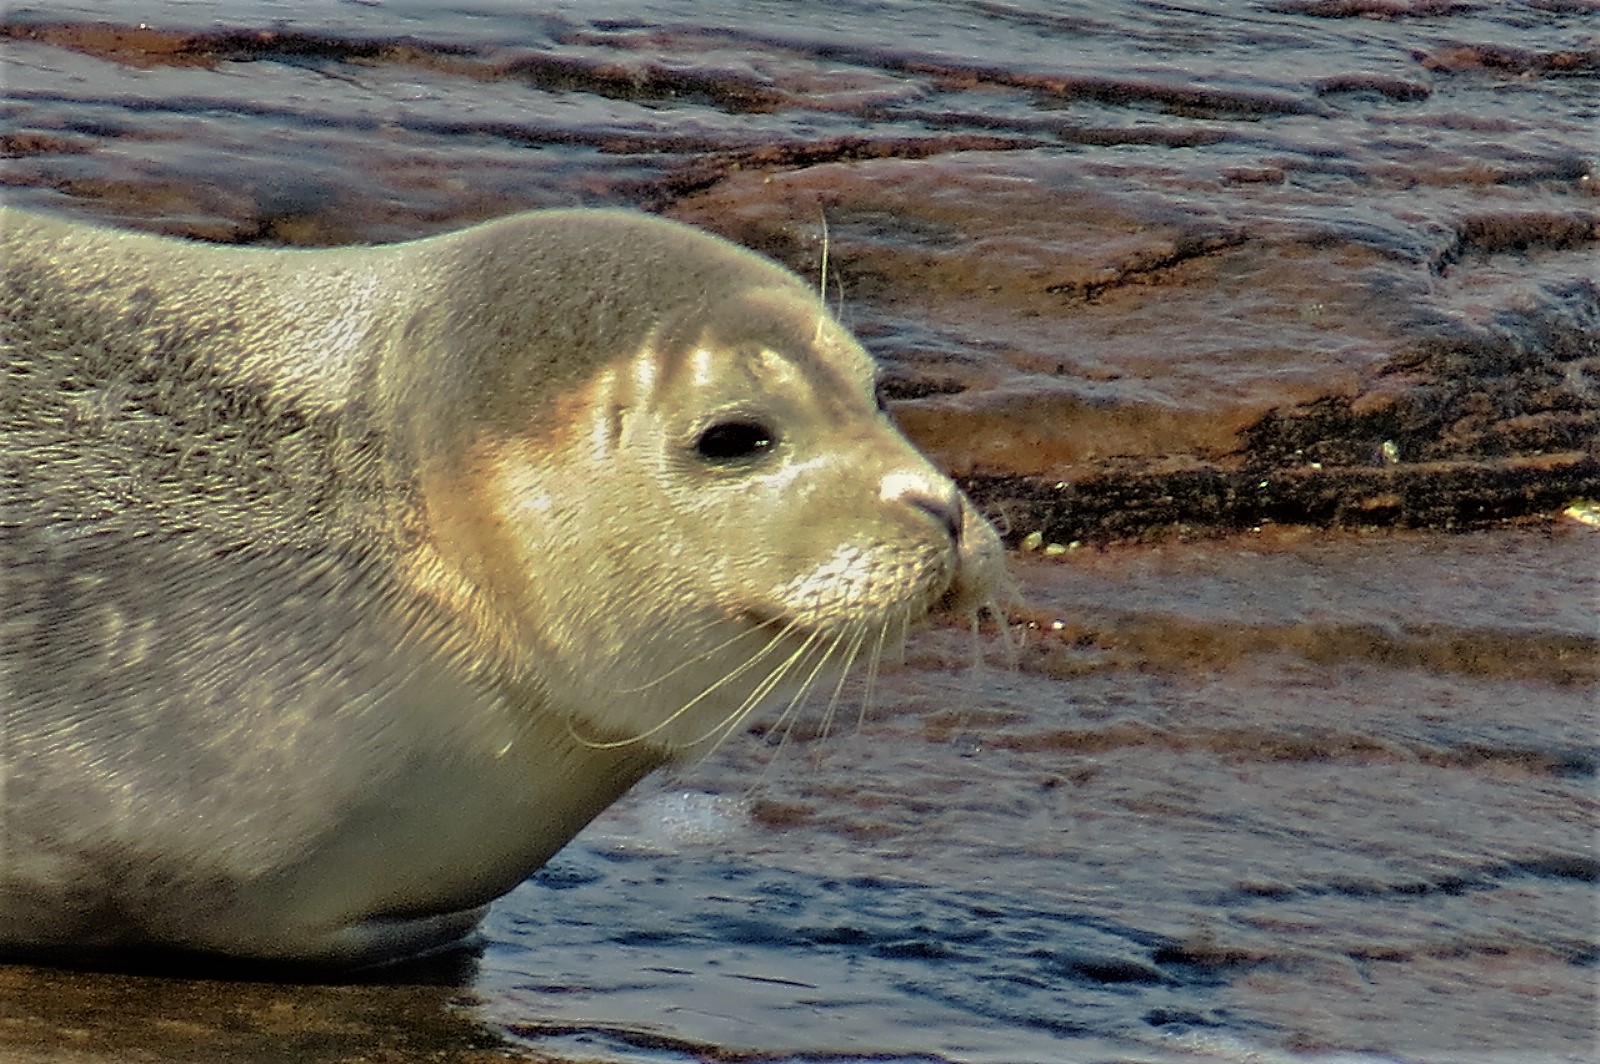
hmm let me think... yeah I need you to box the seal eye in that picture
[695,419,776,463]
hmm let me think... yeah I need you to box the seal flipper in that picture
[311,905,490,970]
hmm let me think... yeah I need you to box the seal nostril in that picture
[907,491,963,544]
[880,472,964,544]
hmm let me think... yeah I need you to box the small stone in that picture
[1562,499,1600,528]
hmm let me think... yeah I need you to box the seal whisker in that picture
[782,619,876,780]
[951,600,1021,753]
[984,596,1025,671]
[756,619,859,756]
[656,630,812,771]
[945,611,994,748]
[813,209,830,347]
[855,613,894,732]
[711,621,858,788]
[610,618,790,695]
[813,619,872,748]
[675,628,826,755]
[565,620,806,750]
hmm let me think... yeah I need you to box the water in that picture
[0,2,1595,1061]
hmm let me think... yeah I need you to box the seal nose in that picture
[881,471,963,544]
[911,492,963,544]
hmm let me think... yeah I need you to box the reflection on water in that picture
[1,1,1595,1061]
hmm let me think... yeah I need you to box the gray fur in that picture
[0,208,779,965]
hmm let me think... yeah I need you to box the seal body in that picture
[0,206,1005,967]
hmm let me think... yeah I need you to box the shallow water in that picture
[1,1,1596,1062]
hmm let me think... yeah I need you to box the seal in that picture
[0,206,1007,967]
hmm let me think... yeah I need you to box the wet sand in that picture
[1,1,1596,1061]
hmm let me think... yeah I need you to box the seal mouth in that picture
[735,604,808,638]
[730,603,875,650]
[732,585,943,642]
